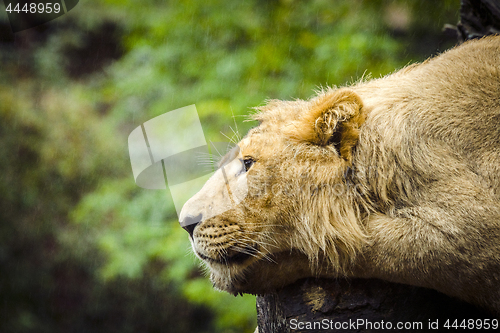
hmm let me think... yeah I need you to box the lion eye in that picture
[243,157,255,172]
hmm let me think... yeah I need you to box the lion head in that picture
[179,88,369,295]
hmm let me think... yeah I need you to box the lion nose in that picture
[181,213,203,238]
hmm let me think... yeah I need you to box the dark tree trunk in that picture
[455,0,500,41]
[256,278,495,333]
[256,1,500,332]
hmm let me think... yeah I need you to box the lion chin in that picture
[206,251,316,296]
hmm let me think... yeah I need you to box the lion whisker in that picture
[220,131,238,145]
[230,108,242,142]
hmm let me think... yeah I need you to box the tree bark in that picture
[256,278,495,333]
[447,0,500,41]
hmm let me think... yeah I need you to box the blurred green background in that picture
[0,1,459,332]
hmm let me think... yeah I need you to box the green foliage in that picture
[101,0,404,124]
[0,0,460,332]
[70,172,257,331]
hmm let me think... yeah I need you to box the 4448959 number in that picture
[444,319,498,330]
[6,2,61,14]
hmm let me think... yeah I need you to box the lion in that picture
[179,36,500,315]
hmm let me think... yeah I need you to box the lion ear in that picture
[293,88,365,162]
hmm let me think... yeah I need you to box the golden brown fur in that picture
[180,36,500,314]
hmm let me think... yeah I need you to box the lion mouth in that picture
[197,244,259,265]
